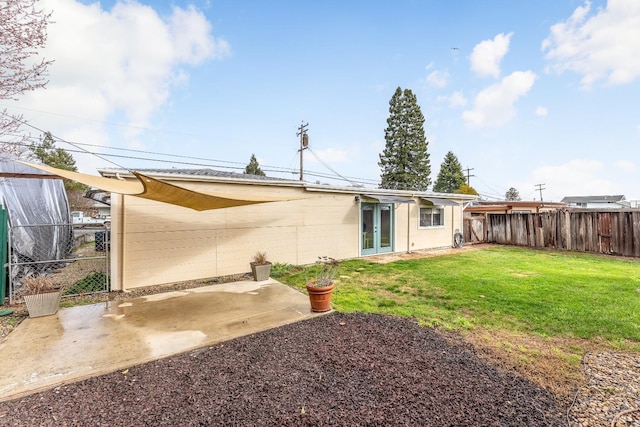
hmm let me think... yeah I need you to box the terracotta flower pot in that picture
[306,281,334,313]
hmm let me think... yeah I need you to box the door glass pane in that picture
[379,205,391,248]
[362,205,374,250]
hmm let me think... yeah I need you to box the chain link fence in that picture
[8,223,110,304]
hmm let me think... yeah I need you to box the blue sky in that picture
[6,0,640,202]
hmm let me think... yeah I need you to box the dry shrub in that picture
[16,275,62,297]
[251,251,269,265]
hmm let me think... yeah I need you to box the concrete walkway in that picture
[0,279,312,402]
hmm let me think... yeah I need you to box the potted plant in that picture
[16,274,64,318]
[306,256,339,313]
[250,251,272,281]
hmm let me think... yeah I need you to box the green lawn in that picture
[273,246,640,342]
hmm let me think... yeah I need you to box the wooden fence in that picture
[463,217,486,244]
[482,210,640,257]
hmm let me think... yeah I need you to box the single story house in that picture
[561,195,629,209]
[464,200,566,217]
[96,168,476,291]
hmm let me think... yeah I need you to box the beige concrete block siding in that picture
[410,201,465,250]
[107,175,473,291]
[387,202,464,255]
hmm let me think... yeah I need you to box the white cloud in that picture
[15,0,228,171]
[533,159,613,199]
[470,32,513,78]
[542,0,640,87]
[519,158,638,201]
[426,70,449,88]
[535,106,548,117]
[614,160,636,172]
[438,90,467,108]
[462,71,537,128]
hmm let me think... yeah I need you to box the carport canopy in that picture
[419,197,460,206]
[362,194,415,204]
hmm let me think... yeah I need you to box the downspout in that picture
[113,194,126,292]
[407,201,411,253]
[357,196,362,256]
[121,195,126,291]
[452,204,455,246]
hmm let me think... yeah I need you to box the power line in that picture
[1,111,127,170]
[307,147,358,186]
[473,175,506,199]
[3,130,254,169]
[1,113,383,186]
[0,138,381,186]
[477,192,504,201]
[4,105,375,184]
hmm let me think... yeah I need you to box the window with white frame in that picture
[419,206,444,227]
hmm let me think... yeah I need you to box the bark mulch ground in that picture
[0,312,564,426]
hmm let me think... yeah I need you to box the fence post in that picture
[0,206,7,304]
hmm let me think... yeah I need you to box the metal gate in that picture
[8,223,110,304]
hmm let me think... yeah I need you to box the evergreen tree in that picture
[433,151,466,193]
[379,87,431,191]
[30,132,88,192]
[244,154,266,176]
[505,187,521,201]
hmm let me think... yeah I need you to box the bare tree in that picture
[66,188,95,213]
[505,187,521,201]
[0,0,53,158]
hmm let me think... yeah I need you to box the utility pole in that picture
[463,167,475,186]
[297,122,309,181]
[535,183,546,206]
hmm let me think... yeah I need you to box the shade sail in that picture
[18,161,294,211]
[420,197,460,206]
[363,194,415,204]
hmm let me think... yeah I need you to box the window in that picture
[419,207,444,227]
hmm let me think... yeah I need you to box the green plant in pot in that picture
[250,251,272,281]
[306,256,339,313]
[17,274,64,318]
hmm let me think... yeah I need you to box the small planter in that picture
[306,281,334,313]
[23,289,63,318]
[251,262,272,281]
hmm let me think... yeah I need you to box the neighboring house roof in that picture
[121,168,287,182]
[465,200,566,214]
[98,167,478,202]
[476,201,566,207]
[561,195,625,203]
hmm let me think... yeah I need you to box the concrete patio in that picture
[0,279,313,402]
